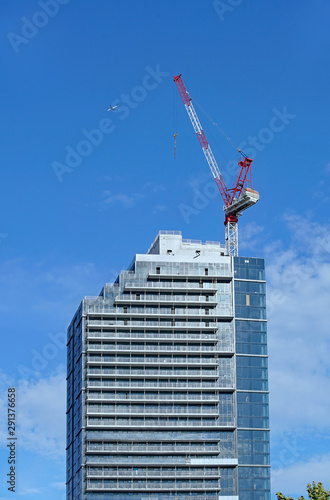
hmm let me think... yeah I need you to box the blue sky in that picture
[0,0,330,498]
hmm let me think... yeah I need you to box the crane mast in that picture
[174,74,259,256]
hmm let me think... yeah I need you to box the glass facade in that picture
[67,304,84,499]
[66,233,270,500]
[234,257,271,500]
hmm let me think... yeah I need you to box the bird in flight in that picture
[107,104,119,111]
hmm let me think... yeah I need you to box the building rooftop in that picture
[147,230,226,258]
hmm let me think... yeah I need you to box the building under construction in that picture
[66,231,270,500]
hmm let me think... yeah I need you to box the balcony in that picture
[86,481,221,494]
[124,282,218,293]
[89,307,228,316]
[148,272,231,281]
[86,393,220,402]
[87,320,224,329]
[87,344,226,354]
[87,355,219,365]
[86,380,234,391]
[86,467,220,478]
[87,307,233,319]
[115,295,218,306]
[87,331,219,341]
[86,407,220,417]
[87,368,220,378]
[86,417,235,429]
[86,443,220,454]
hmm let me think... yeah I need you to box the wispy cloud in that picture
[50,482,65,490]
[0,258,98,316]
[312,190,330,204]
[239,221,265,251]
[143,182,166,193]
[0,369,66,460]
[253,214,330,495]
[100,182,167,210]
[18,488,42,496]
[266,215,330,435]
[19,370,66,458]
[153,204,167,214]
[101,191,140,208]
[271,453,330,494]
[187,173,211,189]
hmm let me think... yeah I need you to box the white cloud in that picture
[0,258,95,292]
[187,173,211,189]
[153,204,166,214]
[0,258,98,317]
[100,181,167,210]
[271,453,330,494]
[15,370,66,459]
[239,221,265,251]
[43,263,95,289]
[18,488,42,495]
[312,190,330,204]
[0,370,65,464]
[99,181,167,212]
[51,482,65,490]
[143,182,166,193]
[102,191,138,208]
[265,215,330,435]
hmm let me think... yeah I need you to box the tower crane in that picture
[174,74,259,257]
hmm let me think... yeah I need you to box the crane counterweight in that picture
[225,188,260,217]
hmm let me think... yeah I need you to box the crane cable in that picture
[200,106,230,167]
[173,82,178,159]
[191,96,246,157]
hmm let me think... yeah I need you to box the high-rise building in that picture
[66,231,270,500]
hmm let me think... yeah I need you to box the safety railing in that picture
[86,443,220,453]
[87,345,223,353]
[86,417,232,428]
[87,320,220,327]
[86,480,220,491]
[87,356,219,364]
[86,393,219,401]
[86,407,220,415]
[103,281,219,292]
[86,467,220,478]
[116,295,218,303]
[87,332,220,341]
[87,368,219,376]
[87,380,233,389]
